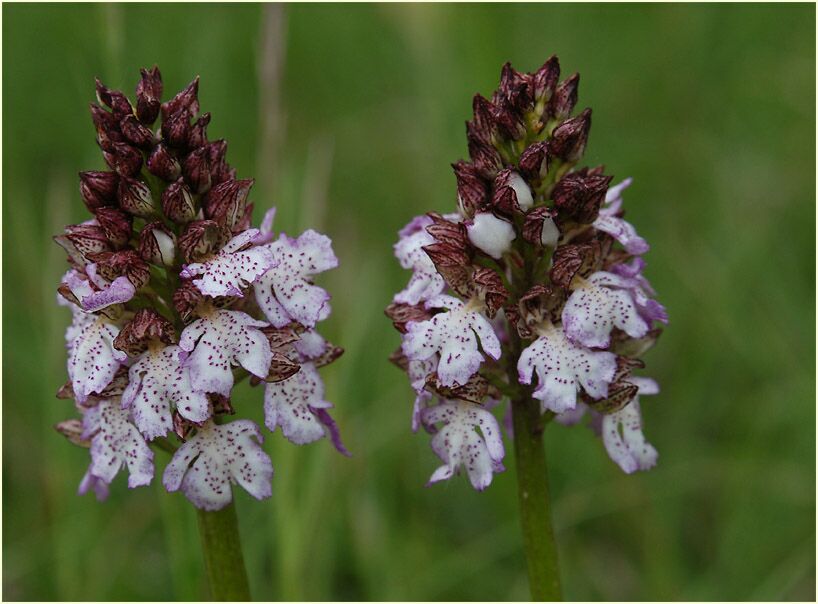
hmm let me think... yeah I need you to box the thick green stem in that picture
[511,395,562,601]
[196,502,251,601]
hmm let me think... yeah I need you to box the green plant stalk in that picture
[511,394,562,601]
[197,502,252,601]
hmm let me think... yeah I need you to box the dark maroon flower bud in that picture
[87,249,151,290]
[79,170,118,212]
[205,140,230,185]
[135,66,163,125]
[384,302,434,334]
[161,76,200,119]
[187,112,211,149]
[113,308,177,357]
[146,143,181,181]
[550,108,591,163]
[468,138,503,179]
[117,176,156,217]
[95,79,134,117]
[178,219,228,263]
[467,94,500,146]
[552,171,612,224]
[183,147,212,194]
[452,161,489,218]
[549,73,580,121]
[161,109,191,149]
[423,242,472,297]
[518,141,550,181]
[425,212,469,248]
[492,101,526,140]
[119,114,154,148]
[204,179,253,230]
[102,141,143,177]
[54,224,111,266]
[95,207,133,248]
[532,55,560,104]
[139,221,177,266]
[89,103,121,149]
[491,169,535,215]
[522,206,560,247]
[161,178,197,223]
[549,242,601,289]
[471,267,508,318]
[173,280,204,321]
[498,62,533,112]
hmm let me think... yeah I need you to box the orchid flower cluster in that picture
[54,67,346,511]
[386,57,668,490]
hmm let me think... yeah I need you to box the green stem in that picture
[511,395,562,601]
[196,502,252,601]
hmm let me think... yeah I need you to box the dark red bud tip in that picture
[178,219,229,263]
[119,114,155,148]
[518,141,550,181]
[102,142,143,177]
[204,179,254,230]
[552,170,611,224]
[146,143,182,182]
[95,79,134,117]
[161,76,200,120]
[452,161,489,218]
[550,108,591,163]
[86,249,151,290]
[161,178,197,223]
[161,109,191,148]
[117,176,155,217]
[54,224,112,266]
[79,171,119,212]
[95,207,133,248]
[136,66,163,125]
[533,55,561,103]
[187,112,211,149]
[549,73,580,121]
[183,147,212,194]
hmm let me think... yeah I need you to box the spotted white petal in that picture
[179,310,272,396]
[69,317,127,403]
[393,215,447,305]
[517,325,617,413]
[78,468,110,501]
[181,229,277,297]
[264,362,334,446]
[602,387,658,474]
[254,230,338,328]
[421,400,505,491]
[402,295,501,387]
[162,419,273,511]
[562,271,650,348]
[467,213,516,259]
[122,345,211,440]
[82,398,154,488]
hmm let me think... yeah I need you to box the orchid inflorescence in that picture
[387,57,668,490]
[54,67,346,511]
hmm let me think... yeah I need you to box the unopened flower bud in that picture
[549,73,580,121]
[204,179,253,230]
[95,79,134,117]
[139,221,177,266]
[161,108,191,148]
[468,138,503,179]
[467,212,516,259]
[135,66,163,125]
[161,76,200,120]
[95,207,133,248]
[161,178,197,223]
[498,62,533,114]
[103,141,143,177]
[87,249,151,289]
[117,176,155,217]
[550,108,591,163]
[113,308,177,356]
[79,170,118,212]
[552,171,612,224]
[146,143,181,181]
[518,141,550,181]
[178,219,227,263]
[119,114,154,148]
[54,223,111,266]
[452,161,489,218]
[183,147,212,194]
[89,103,121,148]
[522,206,560,248]
[549,242,600,289]
[492,101,526,140]
[423,242,472,296]
[532,55,560,104]
[206,140,230,185]
[188,112,211,149]
[468,94,499,145]
[492,170,534,214]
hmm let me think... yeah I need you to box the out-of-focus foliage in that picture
[3,3,815,600]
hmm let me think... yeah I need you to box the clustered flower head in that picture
[386,57,668,490]
[54,67,346,511]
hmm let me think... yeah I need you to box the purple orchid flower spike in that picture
[384,59,668,600]
[53,69,346,525]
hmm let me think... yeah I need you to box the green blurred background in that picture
[3,2,815,601]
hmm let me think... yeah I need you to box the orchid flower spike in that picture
[54,68,346,511]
